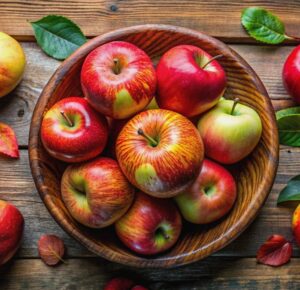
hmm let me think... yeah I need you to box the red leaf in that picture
[0,123,19,158]
[257,234,292,266]
[38,234,65,266]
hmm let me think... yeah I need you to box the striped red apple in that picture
[0,200,24,265]
[61,157,135,228]
[116,109,204,198]
[115,192,182,255]
[81,41,156,119]
[175,159,237,224]
[41,97,108,163]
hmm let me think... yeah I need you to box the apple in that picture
[115,192,182,255]
[197,98,262,164]
[175,159,237,224]
[156,45,226,117]
[61,157,135,228]
[104,277,148,290]
[41,96,108,163]
[116,109,204,198]
[81,41,156,119]
[144,97,159,110]
[0,32,26,98]
[0,200,24,265]
[292,204,300,246]
[283,45,300,104]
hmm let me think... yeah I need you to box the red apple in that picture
[283,45,300,104]
[292,204,300,246]
[116,109,204,198]
[81,41,156,119]
[61,157,135,228]
[41,96,108,163]
[103,277,148,290]
[156,45,226,117]
[115,192,182,255]
[175,159,237,224]
[197,98,262,164]
[0,200,24,265]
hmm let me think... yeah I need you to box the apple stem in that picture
[113,58,121,75]
[163,233,170,240]
[202,54,223,69]
[230,98,240,115]
[60,111,73,127]
[137,128,158,147]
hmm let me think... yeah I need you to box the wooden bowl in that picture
[29,24,279,268]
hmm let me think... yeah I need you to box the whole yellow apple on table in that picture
[0,32,26,98]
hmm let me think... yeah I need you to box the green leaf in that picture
[276,107,300,146]
[30,15,87,60]
[277,175,300,204]
[241,7,289,44]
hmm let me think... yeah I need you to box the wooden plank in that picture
[1,257,300,289]
[0,43,295,147]
[0,146,299,258]
[1,0,300,43]
[0,43,60,147]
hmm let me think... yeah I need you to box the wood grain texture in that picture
[28,25,278,267]
[1,0,300,43]
[0,146,297,258]
[0,43,293,147]
[1,257,300,289]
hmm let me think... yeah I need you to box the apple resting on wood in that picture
[81,41,156,119]
[41,97,108,163]
[175,159,237,224]
[61,157,135,228]
[156,45,226,117]
[116,109,204,198]
[115,192,182,255]
[0,200,24,265]
[292,204,300,247]
[0,32,26,98]
[197,98,262,164]
[283,45,300,104]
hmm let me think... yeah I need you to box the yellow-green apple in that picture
[0,200,24,265]
[197,98,262,164]
[292,204,300,246]
[156,45,226,117]
[283,45,300,104]
[61,157,135,228]
[81,41,156,119]
[115,192,182,255]
[175,159,237,224]
[0,32,26,98]
[41,96,108,163]
[116,109,204,198]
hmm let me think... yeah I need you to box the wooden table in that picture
[0,1,300,289]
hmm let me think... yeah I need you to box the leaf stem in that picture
[48,246,67,264]
[285,34,300,41]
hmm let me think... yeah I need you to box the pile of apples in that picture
[41,41,262,255]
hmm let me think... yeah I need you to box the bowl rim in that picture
[29,24,279,268]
